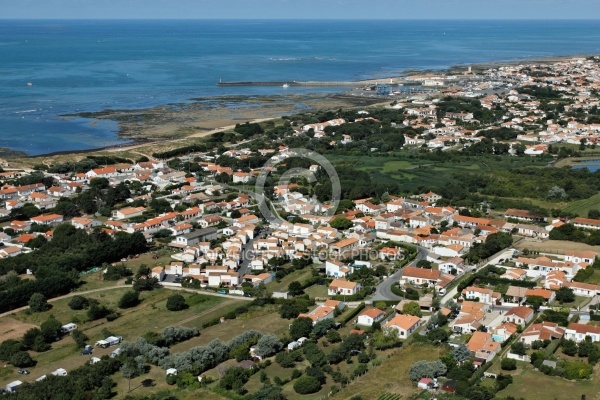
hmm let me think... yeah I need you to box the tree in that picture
[416,260,433,269]
[72,329,88,348]
[293,375,321,394]
[28,292,49,312]
[501,358,517,370]
[121,356,146,392]
[326,330,342,344]
[219,366,249,393]
[578,337,595,357]
[329,216,353,230]
[371,329,400,350]
[408,360,447,381]
[562,339,578,356]
[254,384,286,400]
[255,334,283,358]
[555,287,575,304]
[511,341,527,356]
[166,294,187,311]
[40,315,63,343]
[402,301,422,317]
[526,295,545,312]
[288,281,304,297]
[275,351,295,368]
[426,328,450,343]
[68,295,89,310]
[452,343,472,363]
[290,317,313,341]
[10,351,35,368]
[312,319,336,338]
[118,290,140,309]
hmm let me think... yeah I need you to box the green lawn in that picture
[564,192,600,216]
[304,284,328,299]
[269,267,315,292]
[549,295,591,309]
[497,361,600,399]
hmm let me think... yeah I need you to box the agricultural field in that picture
[332,343,445,400]
[516,239,600,255]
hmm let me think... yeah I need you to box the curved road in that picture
[372,246,429,301]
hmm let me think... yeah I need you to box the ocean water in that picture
[2,19,600,155]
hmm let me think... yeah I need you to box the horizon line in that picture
[2,17,600,21]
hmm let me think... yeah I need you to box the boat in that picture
[26,82,32,86]
[282,83,289,88]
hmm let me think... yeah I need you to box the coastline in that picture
[9,52,599,164]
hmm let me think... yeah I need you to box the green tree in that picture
[555,287,575,303]
[118,291,140,309]
[288,281,304,296]
[40,315,63,343]
[28,292,49,312]
[166,294,187,311]
[402,301,422,317]
[290,317,313,340]
[68,295,89,310]
[293,375,321,394]
[501,358,517,370]
[329,216,353,230]
[10,351,35,368]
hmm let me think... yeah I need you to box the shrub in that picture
[166,294,187,311]
[10,351,35,368]
[118,290,140,309]
[68,295,89,310]
[293,375,321,394]
[28,293,49,312]
[501,358,517,371]
[106,312,120,322]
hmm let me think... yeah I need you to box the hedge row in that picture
[341,302,366,326]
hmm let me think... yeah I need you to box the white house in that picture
[503,306,534,327]
[357,308,386,327]
[384,314,421,339]
[328,279,361,296]
[564,323,600,343]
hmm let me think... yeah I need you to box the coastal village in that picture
[3,57,600,399]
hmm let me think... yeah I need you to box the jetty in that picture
[216,81,368,87]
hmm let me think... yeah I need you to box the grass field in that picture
[269,267,316,292]
[332,343,445,400]
[564,192,600,217]
[497,361,600,400]
[0,289,234,388]
[170,303,289,352]
[515,239,600,255]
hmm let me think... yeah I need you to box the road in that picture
[371,246,429,301]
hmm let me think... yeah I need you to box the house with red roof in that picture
[357,308,386,327]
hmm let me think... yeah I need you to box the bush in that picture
[10,351,35,367]
[28,292,49,312]
[106,312,120,322]
[118,290,140,309]
[68,295,89,310]
[166,294,188,311]
[501,358,517,371]
[71,329,88,348]
[293,375,321,394]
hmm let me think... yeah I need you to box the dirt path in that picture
[175,298,237,327]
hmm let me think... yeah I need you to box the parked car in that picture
[243,293,252,297]
[218,289,228,294]
[18,369,29,375]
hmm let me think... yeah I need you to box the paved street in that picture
[371,246,429,301]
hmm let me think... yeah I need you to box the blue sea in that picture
[2,19,600,155]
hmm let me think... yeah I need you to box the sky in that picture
[2,0,600,19]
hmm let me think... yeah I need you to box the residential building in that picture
[384,314,421,339]
[357,308,386,327]
[564,323,600,343]
[503,306,534,327]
